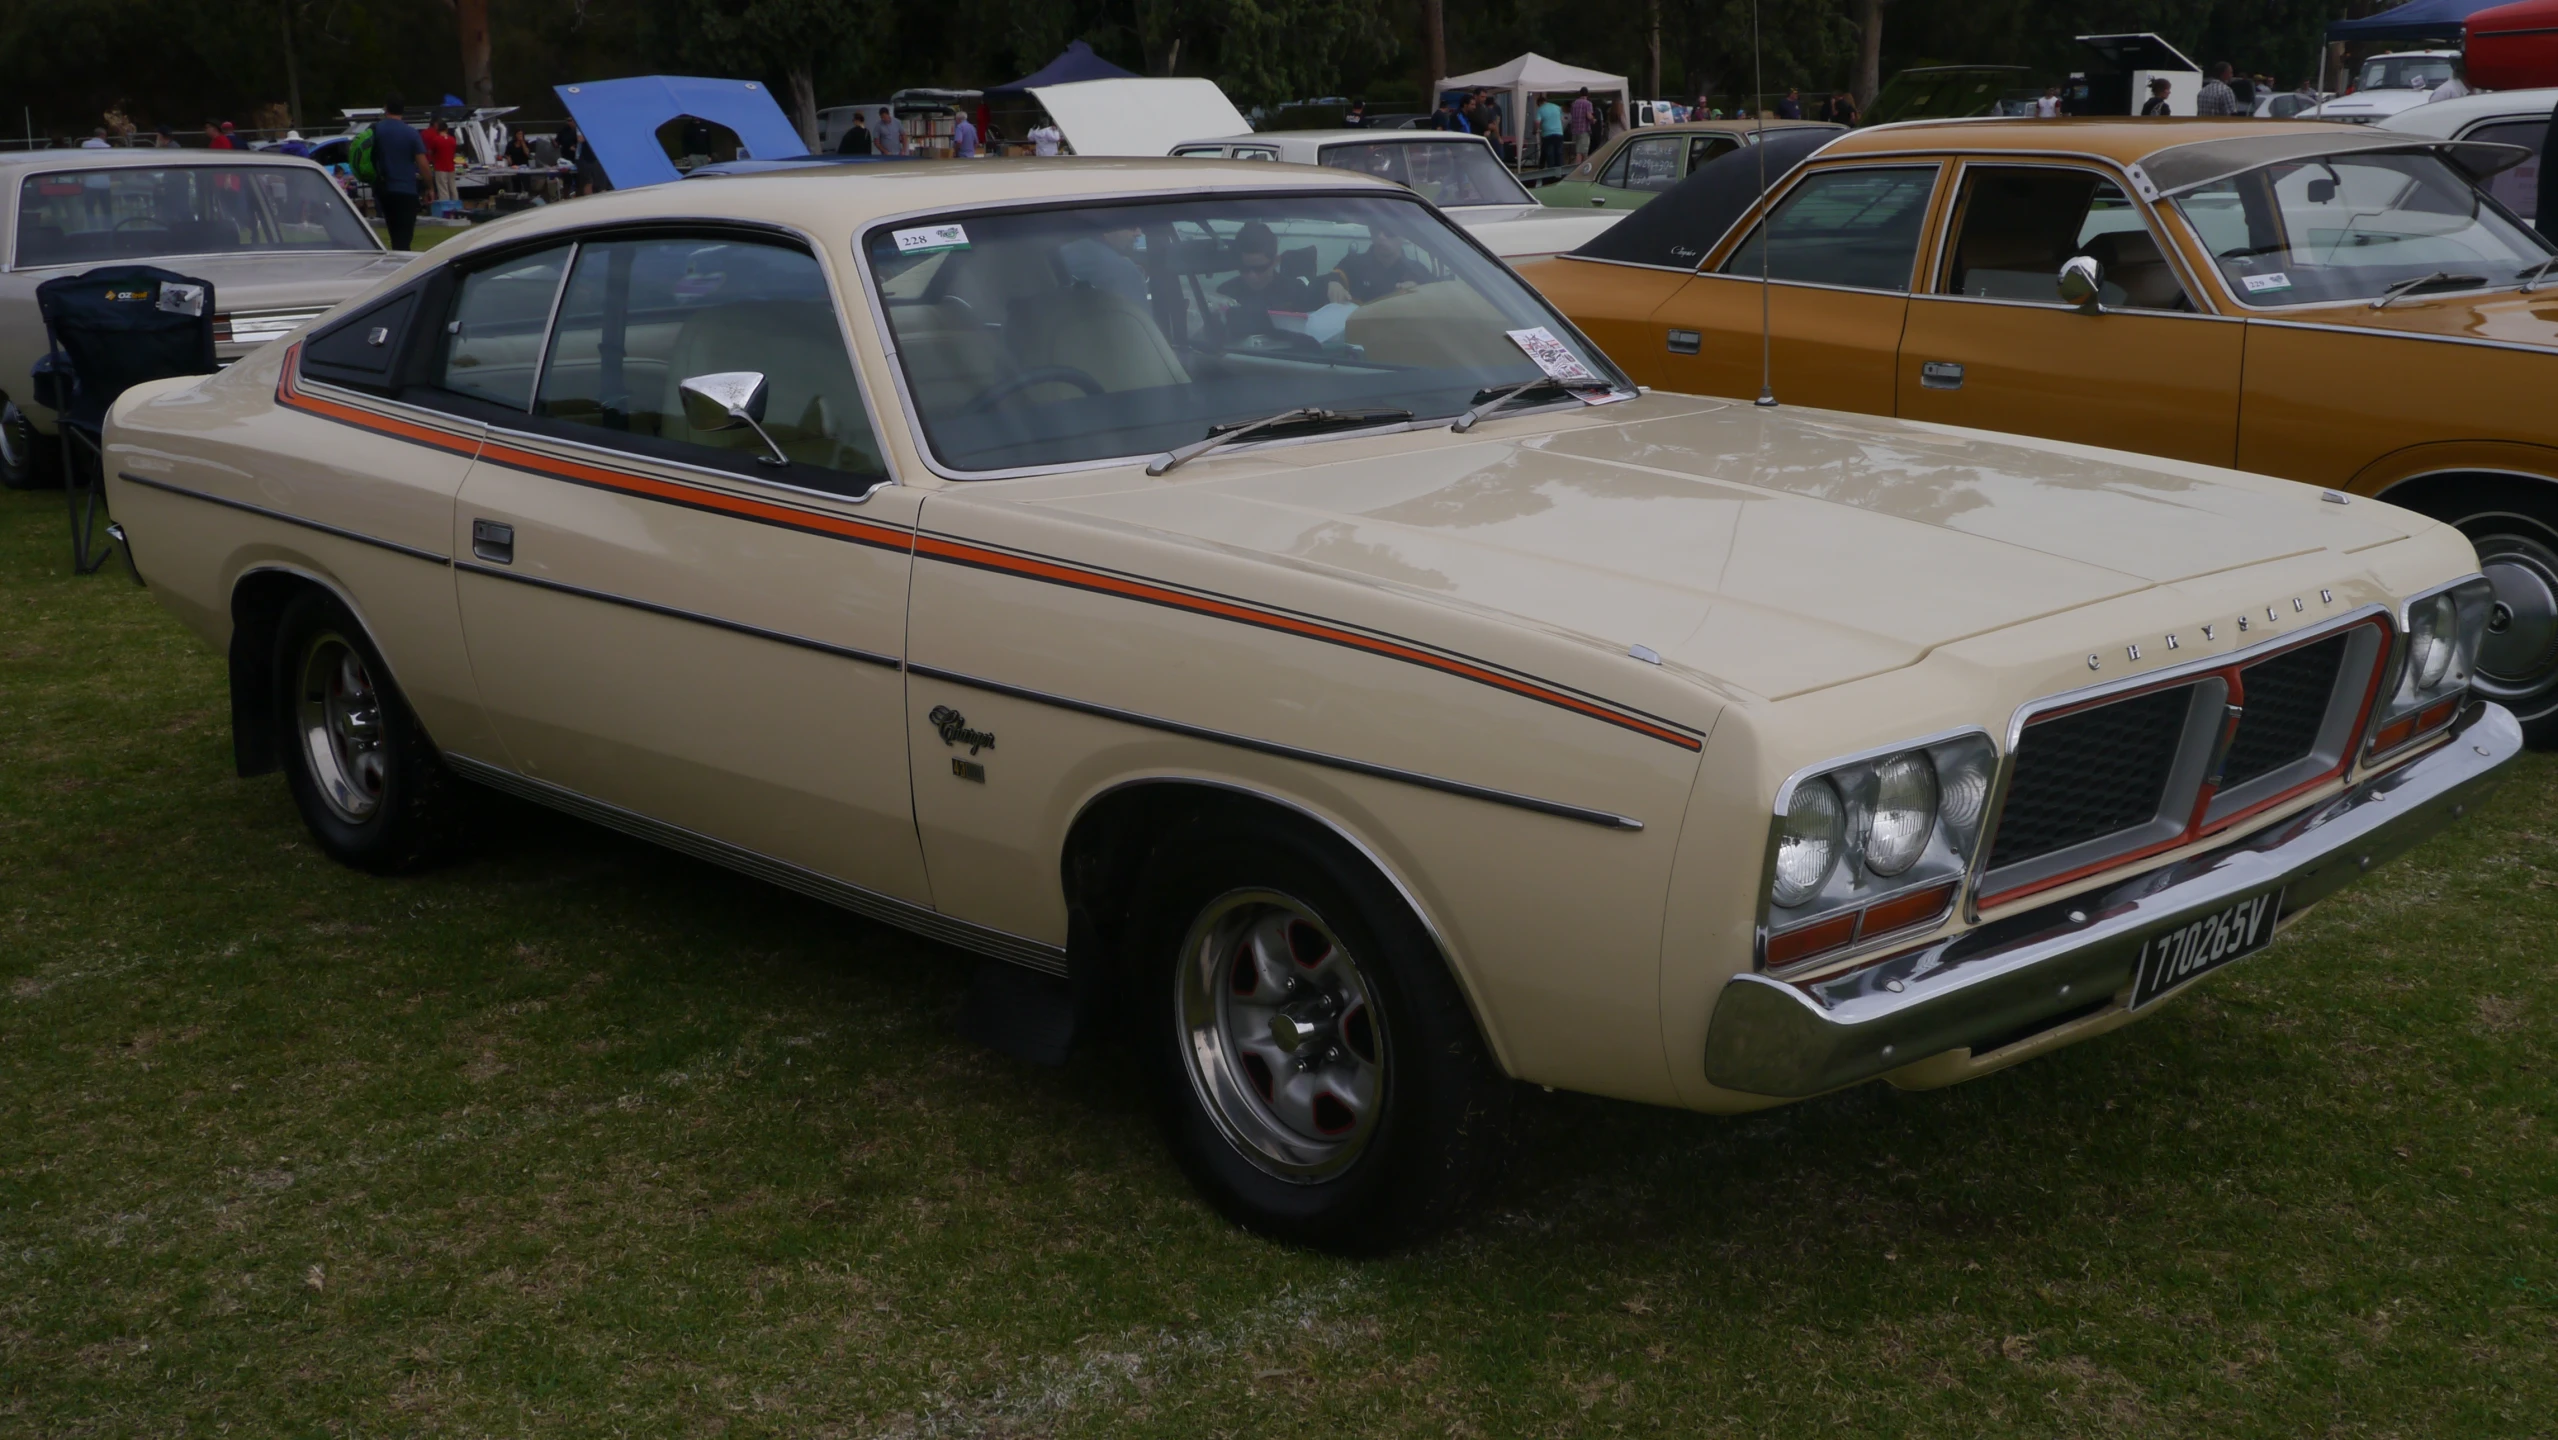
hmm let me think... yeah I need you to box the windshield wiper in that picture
[1146,406,1413,476]
[2516,256,2558,293]
[2370,270,2488,309]
[1451,376,1596,433]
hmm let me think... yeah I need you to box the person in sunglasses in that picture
[1214,222,1319,342]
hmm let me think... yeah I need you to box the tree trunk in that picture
[1422,0,1445,99]
[280,1,302,128]
[1647,0,1661,102]
[456,0,494,108]
[787,64,819,151]
[1855,0,1886,109]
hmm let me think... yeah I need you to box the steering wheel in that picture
[961,365,1106,415]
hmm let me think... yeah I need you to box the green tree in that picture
[682,0,884,145]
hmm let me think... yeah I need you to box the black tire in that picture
[1128,819,1511,1252]
[2400,476,2558,749]
[1,402,61,491]
[272,588,465,872]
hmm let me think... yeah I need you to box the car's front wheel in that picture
[273,589,464,871]
[2421,477,2558,748]
[1131,821,1511,1251]
[0,401,61,491]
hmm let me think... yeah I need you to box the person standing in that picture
[951,111,978,158]
[1028,116,1062,156]
[1777,87,1804,119]
[2141,77,2174,115]
[2196,63,2240,116]
[424,119,460,211]
[81,128,111,149]
[1344,99,1368,128]
[874,106,902,157]
[2428,57,2470,103]
[838,111,874,155]
[2035,85,2063,119]
[1567,88,1595,162]
[369,95,431,250]
[1536,94,1565,170]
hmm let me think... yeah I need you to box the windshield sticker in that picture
[2241,271,2293,294]
[892,223,971,256]
[1506,326,1600,384]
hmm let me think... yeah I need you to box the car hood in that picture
[1450,205,1625,260]
[14,250,411,312]
[2280,287,2558,347]
[1027,392,2426,700]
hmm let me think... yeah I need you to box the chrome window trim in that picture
[2243,315,2558,358]
[1905,291,2244,323]
[845,183,1634,482]
[1714,160,1946,295]
[1922,156,2220,315]
[1966,602,2395,917]
[478,414,900,507]
[520,239,579,414]
[1551,253,1700,276]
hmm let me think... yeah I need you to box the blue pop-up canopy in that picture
[986,41,1138,96]
[553,75,808,188]
[2327,0,2504,42]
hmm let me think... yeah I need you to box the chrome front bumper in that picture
[1704,704,2523,1099]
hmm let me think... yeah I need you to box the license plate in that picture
[2129,888,2284,1009]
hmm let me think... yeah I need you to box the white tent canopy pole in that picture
[1437,51,1632,167]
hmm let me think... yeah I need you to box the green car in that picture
[1536,120,1843,211]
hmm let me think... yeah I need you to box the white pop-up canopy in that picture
[1437,52,1630,166]
[1030,77,1251,156]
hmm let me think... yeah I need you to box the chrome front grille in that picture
[1988,684,2194,871]
[1977,616,2390,909]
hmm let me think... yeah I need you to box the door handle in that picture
[470,519,514,564]
[1919,360,1965,390]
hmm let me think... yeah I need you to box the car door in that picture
[1895,162,2243,465]
[443,227,932,905]
[1647,162,1944,414]
[1589,135,1681,208]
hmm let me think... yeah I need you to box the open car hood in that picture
[1032,393,2426,700]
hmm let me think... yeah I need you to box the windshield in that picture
[2358,55,2455,91]
[865,193,1619,473]
[2170,151,2553,307]
[14,165,376,267]
[1315,141,1533,207]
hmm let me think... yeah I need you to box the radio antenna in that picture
[1751,0,1776,407]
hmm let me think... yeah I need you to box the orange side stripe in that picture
[281,347,1701,752]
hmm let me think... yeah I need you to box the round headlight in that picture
[1866,751,1939,876]
[1938,745,1992,856]
[2411,592,2457,690]
[1772,779,1844,908]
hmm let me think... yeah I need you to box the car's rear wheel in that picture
[2416,477,2558,748]
[274,589,464,871]
[1,402,61,491]
[1131,820,1510,1251]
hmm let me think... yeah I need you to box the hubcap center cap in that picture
[2476,555,2558,686]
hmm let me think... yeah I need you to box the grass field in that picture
[3,487,2554,1436]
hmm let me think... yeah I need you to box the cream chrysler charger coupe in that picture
[101,159,2519,1248]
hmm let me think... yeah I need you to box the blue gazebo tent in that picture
[987,41,1138,96]
[2327,0,2507,42]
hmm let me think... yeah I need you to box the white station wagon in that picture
[100,158,2518,1248]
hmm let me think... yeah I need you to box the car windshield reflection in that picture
[14,165,378,267]
[865,194,1621,474]
[2172,151,2556,307]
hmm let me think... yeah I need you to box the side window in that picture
[1623,137,1682,192]
[532,235,883,494]
[1686,134,1736,175]
[1941,166,2192,312]
[2465,119,2544,221]
[1721,166,1938,292]
[1597,143,1635,190]
[438,244,571,410]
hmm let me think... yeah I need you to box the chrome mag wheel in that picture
[295,631,388,823]
[1177,889,1387,1182]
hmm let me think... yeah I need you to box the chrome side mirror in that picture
[677,370,789,467]
[2057,254,2104,313]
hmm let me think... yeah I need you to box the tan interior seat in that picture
[659,299,881,473]
[2082,229,2191,312]
[1005,284,1189,392]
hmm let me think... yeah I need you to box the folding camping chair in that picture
[31,266,218,575]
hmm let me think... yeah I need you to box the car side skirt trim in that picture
[116,471,452,565]
[451,561,901,669]
[908,663,1646,831]
[441,753,1070,975]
